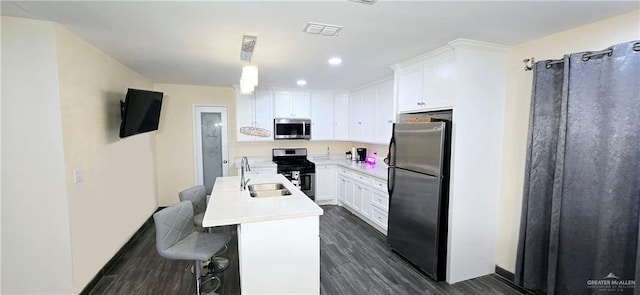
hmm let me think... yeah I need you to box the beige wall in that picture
[153,84,236,206]
[495,10,640,272]
[54,25,159,293]
[1,17,74,294]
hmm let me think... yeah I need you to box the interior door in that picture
[194,106,229,194]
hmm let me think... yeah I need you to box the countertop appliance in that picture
[272,148,315,200]
[387,111,452,281]
[356,148,367,162]
[274,118,311,140]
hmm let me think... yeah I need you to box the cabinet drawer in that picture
[371,178,387,192]
[338,168,352,177]
[372,192,389,209]
[371,207,388,229]
[352,172,372,185]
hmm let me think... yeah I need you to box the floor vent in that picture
[302,22,343,36]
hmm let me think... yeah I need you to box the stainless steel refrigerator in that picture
[387,111,451,281]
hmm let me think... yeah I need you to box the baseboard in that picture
[495,265,515,281]
[494,265,534,295]
[80,207,163,295]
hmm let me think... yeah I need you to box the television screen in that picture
[119,88,163,138]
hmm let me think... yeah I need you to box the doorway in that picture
[193,105,229,194]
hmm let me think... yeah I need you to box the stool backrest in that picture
[153,201,195,255]
[178,185,207,215]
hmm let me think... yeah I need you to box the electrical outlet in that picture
[74,170,84,184]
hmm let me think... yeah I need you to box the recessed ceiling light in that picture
[328,57,342,65]
[297,80,307,86]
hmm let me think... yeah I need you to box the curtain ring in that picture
[633,42,640,52]
[581,53,591,62]
[545,62,552,69]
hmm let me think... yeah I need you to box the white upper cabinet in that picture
[235,88,274,142]
[348,78,394,144]
[274,90,311,118]
[333,93,349,141]
[395,47,454,113]
[310,92,334,141]
[293,92,312,118]
[374,80,394,144]
[348,90,364,142]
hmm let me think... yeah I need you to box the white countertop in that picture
[309,157,389,180]
[202,174,323,227]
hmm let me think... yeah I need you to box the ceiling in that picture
[2,1,638,90]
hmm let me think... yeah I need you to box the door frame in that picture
[193,105,230,188]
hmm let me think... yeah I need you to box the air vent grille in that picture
[349,0,377,5]
[303,22,343,36]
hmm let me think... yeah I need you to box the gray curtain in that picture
[515,40,640,294]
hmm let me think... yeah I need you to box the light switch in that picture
[74,170,84,184]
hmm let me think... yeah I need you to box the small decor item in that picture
[240,126,271,137]
[365,152,377,165]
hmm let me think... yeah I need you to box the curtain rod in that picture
[523,42,640,71]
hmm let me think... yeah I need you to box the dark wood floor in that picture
[88,205,529,295]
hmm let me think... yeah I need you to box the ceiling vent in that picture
[349,0,377,5]
[302,22,343,36]
[240,34,257,62]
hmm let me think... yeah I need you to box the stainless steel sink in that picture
[250,189,292,198]
[248,183,286,191]
[248,183,291,198]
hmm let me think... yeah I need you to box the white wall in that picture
[1,16,74,294]
[54,25,158,293]
[495,10,640,272]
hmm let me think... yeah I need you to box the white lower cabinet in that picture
[337,166,388,234]
[315,165,337,204]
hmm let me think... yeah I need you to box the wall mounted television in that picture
[119,88,164,138]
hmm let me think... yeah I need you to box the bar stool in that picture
[179,185,229,273]
[153,201,231,295]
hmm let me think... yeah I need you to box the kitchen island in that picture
[202,174,323,295]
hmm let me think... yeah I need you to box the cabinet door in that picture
[315,165,336,202]
[423,51,454,109]
[338,176,346,203]
[361,186,373,219]
[236,92,256,142]
[310,92,334,141]
[292,91,311,118]
[254,89,274,141]
[344,178,354,207]
[274,91,293,117]
[360,87,376,143]
[353,183,363,212]
[348,91,363,141]
[333,93,349,140]
[396,64,424,112]
[374,80,394,144]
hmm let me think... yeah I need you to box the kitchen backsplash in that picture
[235,141,388,158]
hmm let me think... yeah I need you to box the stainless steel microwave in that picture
[274,118,311,140]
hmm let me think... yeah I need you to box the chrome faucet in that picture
[240,156,251,191]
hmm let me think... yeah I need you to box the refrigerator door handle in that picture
[388,134,396,167]
[387,167,395,198]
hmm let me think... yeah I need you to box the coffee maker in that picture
[356,148,367,162]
